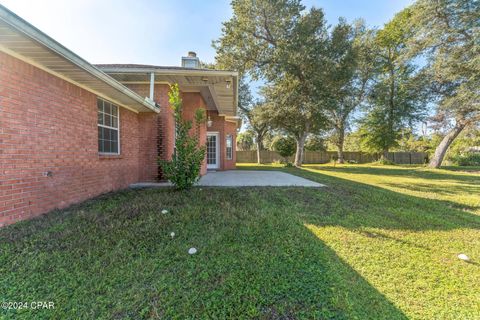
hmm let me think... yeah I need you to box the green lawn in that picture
[1,164,479,319]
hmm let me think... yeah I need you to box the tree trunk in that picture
[336,126,345,164]
[294,133,307,167]
[337,148,345,164]
[256,139,263,164]
[387,53,395,151]
[379,148,389,161]
[428,122,466,168]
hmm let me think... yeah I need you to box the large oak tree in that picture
[406,0,480,168]
[325,19,376,163]
[214,0,331,166]
[359,8,427,154]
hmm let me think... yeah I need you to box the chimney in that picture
[181,51,200,68]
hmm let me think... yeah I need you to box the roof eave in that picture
[99,66,238,78]
[98,67,239,117]
[0,4,158,113]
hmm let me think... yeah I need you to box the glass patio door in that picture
[207,132,219,169]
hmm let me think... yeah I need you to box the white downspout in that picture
[149,72,155,100]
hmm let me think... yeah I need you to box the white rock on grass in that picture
[188,247,197,255]
[161,209,168,214]
[170,232,175,238]
[458,253,470,261]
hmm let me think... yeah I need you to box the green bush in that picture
[450,152,480,166]
[159,84,206,190]
[272,136,296,165]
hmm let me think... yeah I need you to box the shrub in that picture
[272,136,296,165]
[159,84,206,190]
[450,152,480,166]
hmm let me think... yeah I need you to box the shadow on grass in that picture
[441,166,480,173]
[283,166,480,231]
[381,181,480,200]
[308,165,480,183]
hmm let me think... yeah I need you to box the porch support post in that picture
[149,72,155,100]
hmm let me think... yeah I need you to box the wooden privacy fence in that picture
[236,150,428,165]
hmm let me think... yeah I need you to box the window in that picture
[97,98,119,154]
[226,134,233,160]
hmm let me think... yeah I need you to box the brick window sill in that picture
[98,154,123,160]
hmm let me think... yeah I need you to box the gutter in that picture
[225,115,242,128]
[100,67,239,78]
[0,4,158,113]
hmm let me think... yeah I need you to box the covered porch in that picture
[96,63,241,174]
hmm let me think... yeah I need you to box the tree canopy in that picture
[215,0,332,166]
[213,0,479,167]
[359,8,428,154]
[406,0,480,167]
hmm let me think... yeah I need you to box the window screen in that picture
[226,134,233,160]
[98,99,119,154]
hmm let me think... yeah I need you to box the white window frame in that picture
[226,134,233,160]
[97,98,121,155]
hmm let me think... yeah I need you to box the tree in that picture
[305,135,327,151]
[341,130,363,152]
[214,0,306,78]
[359,8,427,155]
[248,103,272,163]
[214,0,332,166]
[236,130,255,151]
[406,0,480,168]
[325,19,376,163]
[261,131,277,151]
[272,136,296,164]
[159,84,206,190]
[263,75,329,166]
[447,126,480,156]
[235,78,271,164]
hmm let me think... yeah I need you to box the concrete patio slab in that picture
[130,170,324,188]
[198,170,324,187]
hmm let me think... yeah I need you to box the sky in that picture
[0,0,414,67]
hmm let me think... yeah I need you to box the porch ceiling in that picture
[96,67,239,117]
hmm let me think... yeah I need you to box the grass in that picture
[1,164,479,319]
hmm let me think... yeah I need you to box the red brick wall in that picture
[224,120,237,170]
[116,85,238,174]
[123,87,210,177]
[0,51,238,226]
[0,52,158,226]
[156,85,174,164]
[123,83,170,179]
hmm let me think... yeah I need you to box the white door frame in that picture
[207,132,220,169]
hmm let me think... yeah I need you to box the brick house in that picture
[0,5,239,226]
